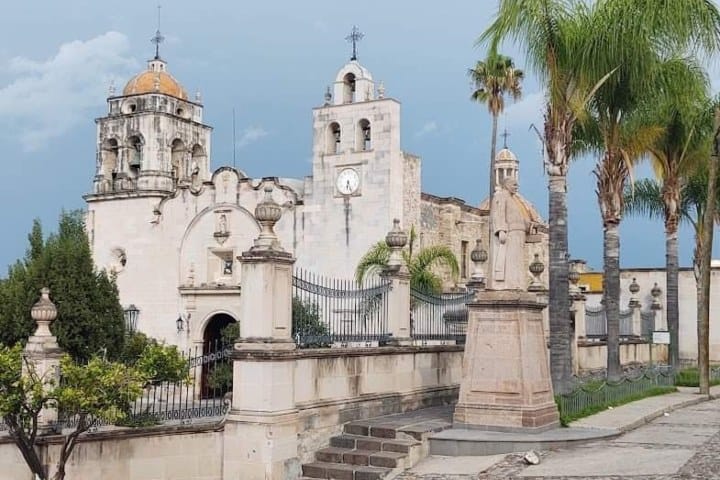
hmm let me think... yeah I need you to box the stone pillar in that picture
[23,288,62,433]
[570,294,586,375]
[382,219,412,345]
[651,283,666,331]
[629,278,642,337]
[223,187,300,480]
[454,290,559,431]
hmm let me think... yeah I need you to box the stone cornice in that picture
[228,344,464,361]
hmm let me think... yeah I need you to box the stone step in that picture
[301,461,390,479]
[315,447,408,469]
[330,434,419,453]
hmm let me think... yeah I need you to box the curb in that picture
[617,393,715,433]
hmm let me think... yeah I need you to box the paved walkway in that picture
[396,385,720,479]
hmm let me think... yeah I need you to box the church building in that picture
[84,34,548,349]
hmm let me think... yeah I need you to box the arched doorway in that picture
[201,313,237,398]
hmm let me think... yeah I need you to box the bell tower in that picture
[91,27,212,197]
[300,27,420,277]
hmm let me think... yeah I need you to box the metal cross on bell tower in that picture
[151,5,165,59]
[345,25,364,61]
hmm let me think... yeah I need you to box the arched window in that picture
[190,144,206,185]
[343,73,356,104]
[171,139,186,182]
[127,136,143,178]
[100,139,119,180]
[357,119,371,151]
[327,123,341,154]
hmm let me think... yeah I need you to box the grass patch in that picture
[674,367,720,387]
[556,385,677,426]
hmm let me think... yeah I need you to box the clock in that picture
[336,168,360,195]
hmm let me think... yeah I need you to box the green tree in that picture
[0,345,147,480]
[355,227,459,294]
[623,60,711,370]
[581,0,720,379]
[0,211,125,362]
[480,0,608,394]
[468,52,523,197]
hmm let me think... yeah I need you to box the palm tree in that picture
[634,60,710,370]
[468,52,524,198]
[625,128,719,392]
[480,0,608,394]
[355,227,459,294]
[582,0,720,379]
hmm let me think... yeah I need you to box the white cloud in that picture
[0,32,137,151]
[503,91,545,129]
[415,120,438,138]
[236,126,269,148]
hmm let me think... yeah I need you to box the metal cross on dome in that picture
[501,129,511,149]
[151,5,165,59]
[345,25,364,61]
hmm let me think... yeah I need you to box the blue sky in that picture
[0,0,718,273]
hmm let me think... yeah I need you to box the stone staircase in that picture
[301,406,452,480]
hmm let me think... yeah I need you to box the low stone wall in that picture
[293,346,463,463]
[577,341,668,373]
[0,424,224,480]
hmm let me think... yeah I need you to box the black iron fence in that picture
[585,306,656,341]
[292,269,391,347]
[60,340,232,429]
[410,288,475,344]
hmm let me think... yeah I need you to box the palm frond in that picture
[355,242,390,284]
[409,245,460,281]
[623,178,664,220]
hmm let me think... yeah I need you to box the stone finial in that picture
[528,254,545,292]
[31,288,57,337]
[108,79,116,97]
[195,89,202,102]
[252,186,284,251]
[324,86,332,105]
[385,219,407,270]
[629,277,640,307]
[651,282,663,309]
[377,81,385,99]
[470,239,488,284]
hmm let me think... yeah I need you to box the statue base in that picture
[453,290,559,431]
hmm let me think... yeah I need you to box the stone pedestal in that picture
[222,188,300,480]
[453,290,559,432]
[24,288,62,432]
[381,268,412,345]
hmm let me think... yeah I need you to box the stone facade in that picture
[85,53,548,349]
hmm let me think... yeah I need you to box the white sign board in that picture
[652,331,670,345]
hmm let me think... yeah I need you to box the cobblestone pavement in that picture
[396,399,720,480]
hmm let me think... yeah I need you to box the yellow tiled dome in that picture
[123,61,188,100]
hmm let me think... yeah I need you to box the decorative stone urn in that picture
[629,277,640,307]
[527,253,545,292]
[252,186,283,251]
[385,218,408,270]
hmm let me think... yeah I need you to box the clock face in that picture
[336,168,360,195]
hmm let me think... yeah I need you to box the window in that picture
[358,119,371,151]
[328,122,341,154]
[461,241,469,279]
[127,136,143,178]
[171,139,186,182]
[343,73,356,103]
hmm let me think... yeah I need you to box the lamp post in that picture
[123,304,139,333]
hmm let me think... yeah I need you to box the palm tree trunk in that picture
[490,114,499,199]
[548,173,572,394]
[666,230,680,369]
[604,223,621,381]
[697,131,719,395]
